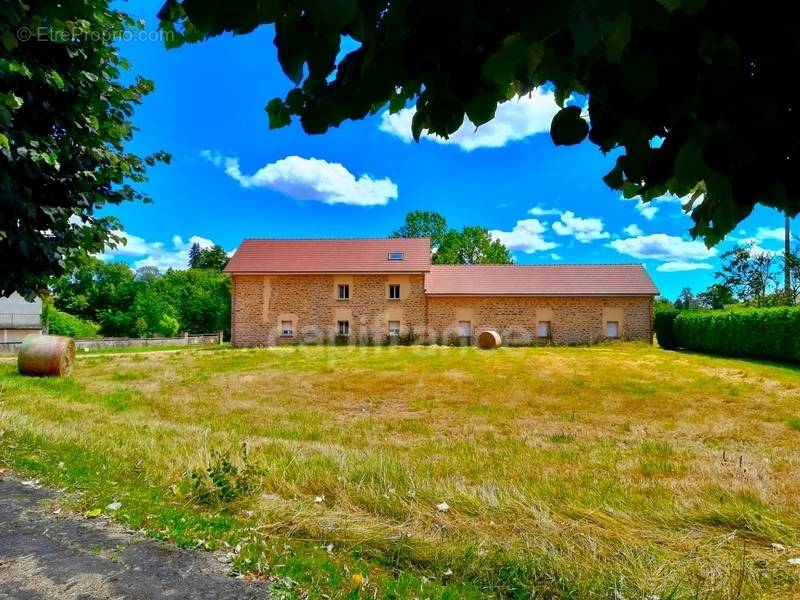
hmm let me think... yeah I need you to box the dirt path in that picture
[0,477,269,599]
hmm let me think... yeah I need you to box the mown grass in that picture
[1,343,800,598]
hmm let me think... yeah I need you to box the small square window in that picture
[337,320,350,336]
[537,321,551,338]
[387,251,405,261]
[606,320,619,338]
[458,321,472,337]
[388,320,401,336]
[388,284,401,299]
[338,284,350,300]
[281,321,294,336]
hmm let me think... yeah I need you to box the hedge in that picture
[44,305,100,338]
[654,308,680,350]
[674,307,800,363]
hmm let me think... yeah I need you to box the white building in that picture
[0,293,43,344]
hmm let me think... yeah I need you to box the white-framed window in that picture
[338,284,350,300]
[281,320,294,337]
[537,321,551,338]
[458,321,472,337]
[388,284,401,300]
[388,320,401,336]
[337,320,350,336]
[606,320,619,338]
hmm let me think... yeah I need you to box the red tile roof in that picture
[224,238,432,274]
[425,264,658,296]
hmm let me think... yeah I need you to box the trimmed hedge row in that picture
[673,307,800,363]
[654,308,680,350]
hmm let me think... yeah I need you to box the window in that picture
[458,321,472,337]
[388,284,401,299]
[388,321,401,336]
[606,320,619,338]
[537,321,551,338]
[338,284,350,300]
[387,251,405,261]
[337,320,350,336]
[281,321,294,337]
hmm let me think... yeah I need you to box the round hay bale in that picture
[18,335,75,377]
[476,330,502,350]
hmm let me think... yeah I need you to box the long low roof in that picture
[224,238,432,273]
[424,264,659,296]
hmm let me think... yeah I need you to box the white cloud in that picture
[550,252,563,260]
[489,218,558,254]
[754,226,785,242]
[552,211,610,243]
[656,261,714,272]
[103,233,219,271]
[203,152,398,206]
[626,193,691,221]
[623,224,644,237]
[636,204,659,220]
[609,233,717,262]
[528,205,561,216]
[379,89,561,151]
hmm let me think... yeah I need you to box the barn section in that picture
[423,265,658,345]
[224,239,659,347]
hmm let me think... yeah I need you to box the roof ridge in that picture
[429,263,646,267]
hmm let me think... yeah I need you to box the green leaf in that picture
[265,98,291,129]
[85,508,102,518]
[2,30,17,51]
[465,94,498,128]
[550,106,589,146]
[605,14,631,62]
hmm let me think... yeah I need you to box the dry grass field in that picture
[1,343,799,598]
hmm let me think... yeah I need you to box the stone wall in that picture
[231,274,427,346]
[426,296,653,345]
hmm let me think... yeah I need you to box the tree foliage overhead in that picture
[159,0,800,246]
[1,1,169,298]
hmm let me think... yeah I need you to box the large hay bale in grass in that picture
[18,335,75,377]
[477,330,502,350]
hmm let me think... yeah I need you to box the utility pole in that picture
[786,212,792,303]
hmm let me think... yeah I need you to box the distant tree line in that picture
[49,244,231,338]
[660,235,800,312]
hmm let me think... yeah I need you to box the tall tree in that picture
[187,243,202,268]
[160,1,800,246]
[189,244,230,270]
[435,227,512,265]
[1,1,169,298]
[716,243,777,307]
[391,211,448,249]
[697,284,736,310]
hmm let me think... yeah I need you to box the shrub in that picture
[653,308,679,350]
[674,307,800,363]
[190,443,259,508]
[44,305,100,338]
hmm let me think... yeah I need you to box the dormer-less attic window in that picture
[387,251,405,261]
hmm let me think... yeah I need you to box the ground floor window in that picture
[337,320,350,335]
[388,320,401,336]
[606,320,619,338]
[281,321,294,337]
[458,321,472,337]
[537,321,551,338]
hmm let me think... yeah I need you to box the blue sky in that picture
[103,2,791,300]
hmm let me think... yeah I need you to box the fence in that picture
[0,332,223,354]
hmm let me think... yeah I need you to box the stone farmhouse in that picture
[224,238,659,347]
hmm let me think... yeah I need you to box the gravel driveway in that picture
[0,476,269,599]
